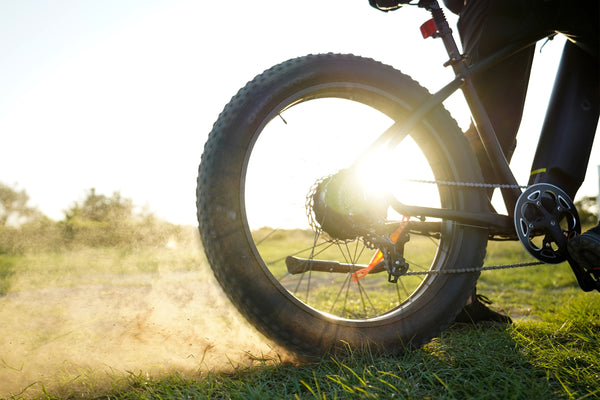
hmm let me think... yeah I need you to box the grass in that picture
[28,312,599,400]
[1,233,599,400]
[1,245,202,292]
[0,255,16,296]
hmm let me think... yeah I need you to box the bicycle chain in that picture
[404,261,544,276]
[400,178,528,190]
[396,179,545,274]
[306,176,546,275]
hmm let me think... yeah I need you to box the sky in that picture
[1,0,598,225]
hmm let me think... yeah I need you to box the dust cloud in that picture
[0,249,289,398]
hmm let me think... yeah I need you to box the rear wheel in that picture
[197,54,488,357]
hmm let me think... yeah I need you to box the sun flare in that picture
[245,99,441,231]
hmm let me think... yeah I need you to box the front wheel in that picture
[197,54,488,357]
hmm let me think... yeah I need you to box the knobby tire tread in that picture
[197,54,487,358]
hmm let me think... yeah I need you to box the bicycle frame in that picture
[378,0,598,238]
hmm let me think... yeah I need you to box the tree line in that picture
[1,181,597,255]
[0,182,183,254]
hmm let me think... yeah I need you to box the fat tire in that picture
[197,54,488,357]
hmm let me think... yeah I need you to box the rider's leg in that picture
[460,0,598,192]
[455,0,599,321]
[529,41,599,199]
[453,0,539,324]
[525,9,600,270]
[459,0,535,205]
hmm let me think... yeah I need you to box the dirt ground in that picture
[0,268,281,397]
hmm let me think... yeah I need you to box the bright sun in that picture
[244,98,441,231]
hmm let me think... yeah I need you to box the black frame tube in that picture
[381,1,554,227]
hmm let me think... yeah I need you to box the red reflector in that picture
[420,18,437,38]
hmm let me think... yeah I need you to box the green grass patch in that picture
[0,255,16,296]
[3,232,600,400]
[29,315,600,399]
[1,246,204,294]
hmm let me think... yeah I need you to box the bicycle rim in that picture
[243,87,460,321]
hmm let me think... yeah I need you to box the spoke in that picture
[337,241,351,265]
[338,241,373,317]
[254,227,283,246]
[396,277,411,300]
[357,280,378,316]
[334,242,357,315]
[247,97,455,320]
[304,228,326,302]
[292,228,322,301]
[395,281,405,304]
[330,271,353,315]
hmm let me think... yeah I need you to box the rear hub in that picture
[310,169,388,240]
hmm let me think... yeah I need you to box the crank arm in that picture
[390,199,513,230]
[285,256,385,275]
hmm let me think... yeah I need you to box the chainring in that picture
[514,183,581,264]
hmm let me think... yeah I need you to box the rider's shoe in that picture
[568,224,600,271]
[453,293,513,325]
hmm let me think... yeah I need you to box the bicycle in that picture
[196,0,599,357]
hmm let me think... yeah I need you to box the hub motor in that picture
[310,169,388,240]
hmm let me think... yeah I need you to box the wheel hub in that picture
[310,169,388,240]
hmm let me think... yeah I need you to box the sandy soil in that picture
[0,269,281,397]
